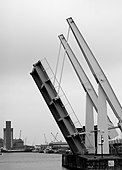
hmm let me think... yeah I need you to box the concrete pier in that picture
[62,154,122,170]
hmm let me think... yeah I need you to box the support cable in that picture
[44,57,84,139]
[57,26,70,95]
[53,42,61,86]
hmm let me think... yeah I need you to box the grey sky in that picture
[0,0,122,145]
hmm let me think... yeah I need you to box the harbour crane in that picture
[51,132,59,142]
[44,133,48,145]
[19,130,21,139]
[66,17,122,153]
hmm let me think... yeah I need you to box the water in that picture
[0,153,68,170]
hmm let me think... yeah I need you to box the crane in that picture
[19,130,21,139]
[44,133,48,145]
[66,17,122,153]
[58,34,118,153]
[51,132,59,142]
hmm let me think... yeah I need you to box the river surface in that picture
[0,152,68,170]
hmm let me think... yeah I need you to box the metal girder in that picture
[30,60,87,155]
[58,34,118,139]
[66,17,122,132]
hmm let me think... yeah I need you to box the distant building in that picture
[3,121,13,150]
[0,138,3,148]
[49,141,69,152]
[13,139,24,149]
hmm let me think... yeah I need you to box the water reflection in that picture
[0,153,68,170]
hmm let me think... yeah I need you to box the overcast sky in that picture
[0,0,122,145]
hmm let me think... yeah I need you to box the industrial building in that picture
[13,139,24,150]
[0,138,3,148]
[3,121,13,150]
[3,121,24,151]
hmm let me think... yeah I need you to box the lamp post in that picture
[101,135,104,158]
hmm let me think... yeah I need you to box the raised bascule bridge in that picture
[30,18,122,170]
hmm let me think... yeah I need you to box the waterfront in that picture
[0,153,68,170]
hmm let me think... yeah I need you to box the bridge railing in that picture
[40,57,83,129]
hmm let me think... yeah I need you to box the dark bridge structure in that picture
[31,18,122,169]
